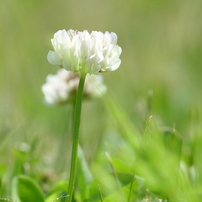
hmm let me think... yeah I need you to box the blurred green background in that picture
[0,0,202,182]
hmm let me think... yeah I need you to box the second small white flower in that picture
[42,69,107,105]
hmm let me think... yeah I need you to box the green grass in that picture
[0,0,202,201]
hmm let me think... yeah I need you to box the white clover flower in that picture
[42,69,107,105]
[47,29,122,74]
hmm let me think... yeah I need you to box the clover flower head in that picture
[42,69,107,105]
[47,29,122,74]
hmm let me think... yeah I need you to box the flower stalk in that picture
[67,73,86,202]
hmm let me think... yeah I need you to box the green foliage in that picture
[44,181,68,202]
[75,146,93,201]
[11,175,44,202]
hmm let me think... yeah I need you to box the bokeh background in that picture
[1,0,202,180]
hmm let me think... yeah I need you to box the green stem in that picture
[67,73,86,202]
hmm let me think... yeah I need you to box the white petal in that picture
[47,51,61,65]
[108,59,121,71]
